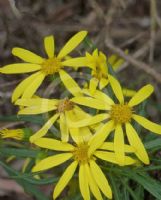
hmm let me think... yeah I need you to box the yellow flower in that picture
[0,31,87,102]
[70,75,161,165]
[63,49,132,96]
[0,128,24,140]
[32,134,135,200]
[16,94,105,143]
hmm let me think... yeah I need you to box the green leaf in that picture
[0,160,49,200]
[125,170,161,199]
[0,147,39,158]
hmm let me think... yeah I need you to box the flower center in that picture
[57,99,74,113]
[73,143,89,163]
[41,57,62,75]
[110,104,132,124]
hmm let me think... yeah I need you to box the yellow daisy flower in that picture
[0,31,87,102]
[0,128,29,140]
[69,75,161,165]
[63,49,133,96]
[15,94,107,143]
[32,134,135,200]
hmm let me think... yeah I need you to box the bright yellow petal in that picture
[122,88,136,97]
[89,78,99,94]
[128,84,154,107]
[108,75,124,104]
[90,160,112,199]
[80,127,92,142]
[114,125,125,166]
[21,72,45,98]
[133,114,161,134]
[12,47,43,64]
[16,98,58,107]
[125,123,149,164]
[59,69,82,97]
[95,151,136,165]
[33,138,74,151]
[60,113,69,142]
[0,63,41,74]
[30,114,60,143]
[99,77,109,90]
[84,163,103,200]
[18,106,56,115]
[69,127,83,144]
[62,57,87,67]
[66,113,109,128]
[83,89,114,105]
[94,151,119,164]
[79,163,90,200]
[11,72,40,102]
[71,97,110,110]
[57,31,87,58]
[53,161,78,199]
[44,35,54,58]
[32,153,73,172]
[88,121,114,156]
[100,142,135,152]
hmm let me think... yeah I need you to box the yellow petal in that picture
[44,35,54,58]
[94,151,119,164]
[60,113,69,142]
[62,57,87,67]
[89,78,99,94]
[69,127,83,144]
[83,89,114,105]
[12,47,43,64]
[122,88,136,97]
[0,63,41,74]
[79,163,90,200]
[125,123,149,164]
[16,98,58,107]
[90,160,112,199]
[88,121,114,156]
[57,31,87,58]
[95,151,136,165]
[128,84,154,107]
[33,138,74,151]
[108,75,124,104]
[21,72,45,98]
[99,77,109,90]
[84,163,103,200]
[66,113,109,128]
[32,153,73,172]
[30,114,60,143]
[53,161,78,199]
[59,70,82,97]
[100,142,135,152]
[80,127,92,142]
[133,114,161,134]
[18,101,56,115]
[114,124,125,166]
[71,97,110,110]
[11,72,40,102]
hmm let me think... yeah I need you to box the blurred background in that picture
[0,0,161,199]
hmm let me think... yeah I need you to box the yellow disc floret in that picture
[73,143,90,163]
[110,104,132,124]
[41,57,62,75]
[57,98,74,113]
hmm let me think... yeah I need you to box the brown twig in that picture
[105,41,161,84]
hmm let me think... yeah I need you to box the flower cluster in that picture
[0,31,161,200]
